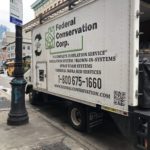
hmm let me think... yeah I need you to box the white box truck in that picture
[25,0,150,149]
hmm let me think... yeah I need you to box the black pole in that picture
[7,25,29,125]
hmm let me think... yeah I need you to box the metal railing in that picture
[23,0,82,32]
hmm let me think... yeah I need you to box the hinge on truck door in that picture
[136,68,144,75]
[135,90,143,99]
[136,10,144,18]
[134,110,150,150]
[136,31,144,38]
[136,50,139,57]
[136,50,146,57]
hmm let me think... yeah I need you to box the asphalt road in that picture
[33,100,136,150]
[0,73,136,150]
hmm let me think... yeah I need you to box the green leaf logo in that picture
[45,26,55,49]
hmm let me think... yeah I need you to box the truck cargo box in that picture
[31,0,140,115]
[25,0,150,149]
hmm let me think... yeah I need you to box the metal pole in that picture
[7,25,29,125]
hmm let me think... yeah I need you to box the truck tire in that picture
[29,90,41,105]
[68,103,87,131]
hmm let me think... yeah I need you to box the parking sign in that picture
[10,0,23,26]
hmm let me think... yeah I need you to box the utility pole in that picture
[7,25,29,125]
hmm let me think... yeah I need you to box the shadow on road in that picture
[27,95,136,150]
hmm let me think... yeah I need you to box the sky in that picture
[0,0,36,31]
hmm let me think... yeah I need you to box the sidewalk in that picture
[0,91,86,150]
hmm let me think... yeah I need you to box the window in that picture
[7,47,10,51]
[39,70,44,81]
[11,53,15,58]
[8,54,10,58]
[23,45,25,50]
[27,46,30,50]
[11,46,15,51]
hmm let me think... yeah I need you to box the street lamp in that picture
[7,25,29,125]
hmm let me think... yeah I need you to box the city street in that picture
[0,73,136,150]
[0,0,150,149]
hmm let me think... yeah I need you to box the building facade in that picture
[1,32,15,47]
[0,46,7,64]
[7,42,32,60]
[31,0,66,17]
[0,31,32,63]
[0,32,15,63]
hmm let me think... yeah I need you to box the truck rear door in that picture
[36,62,47,90]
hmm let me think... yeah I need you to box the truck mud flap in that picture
[86,106,103,132]
[134,110,150,150]
[139,58,150,109]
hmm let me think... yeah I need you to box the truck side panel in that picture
[32,0,134,115]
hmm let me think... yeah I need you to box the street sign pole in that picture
[7,25,29,125]
[7,0,29,125]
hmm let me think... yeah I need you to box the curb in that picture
[31,108,101,150]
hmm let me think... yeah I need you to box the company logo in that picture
[45,26,55,49]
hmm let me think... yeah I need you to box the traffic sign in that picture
[10,0,23,26]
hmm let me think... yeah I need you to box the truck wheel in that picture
[29,90,41,105]
[68,104,87,131]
